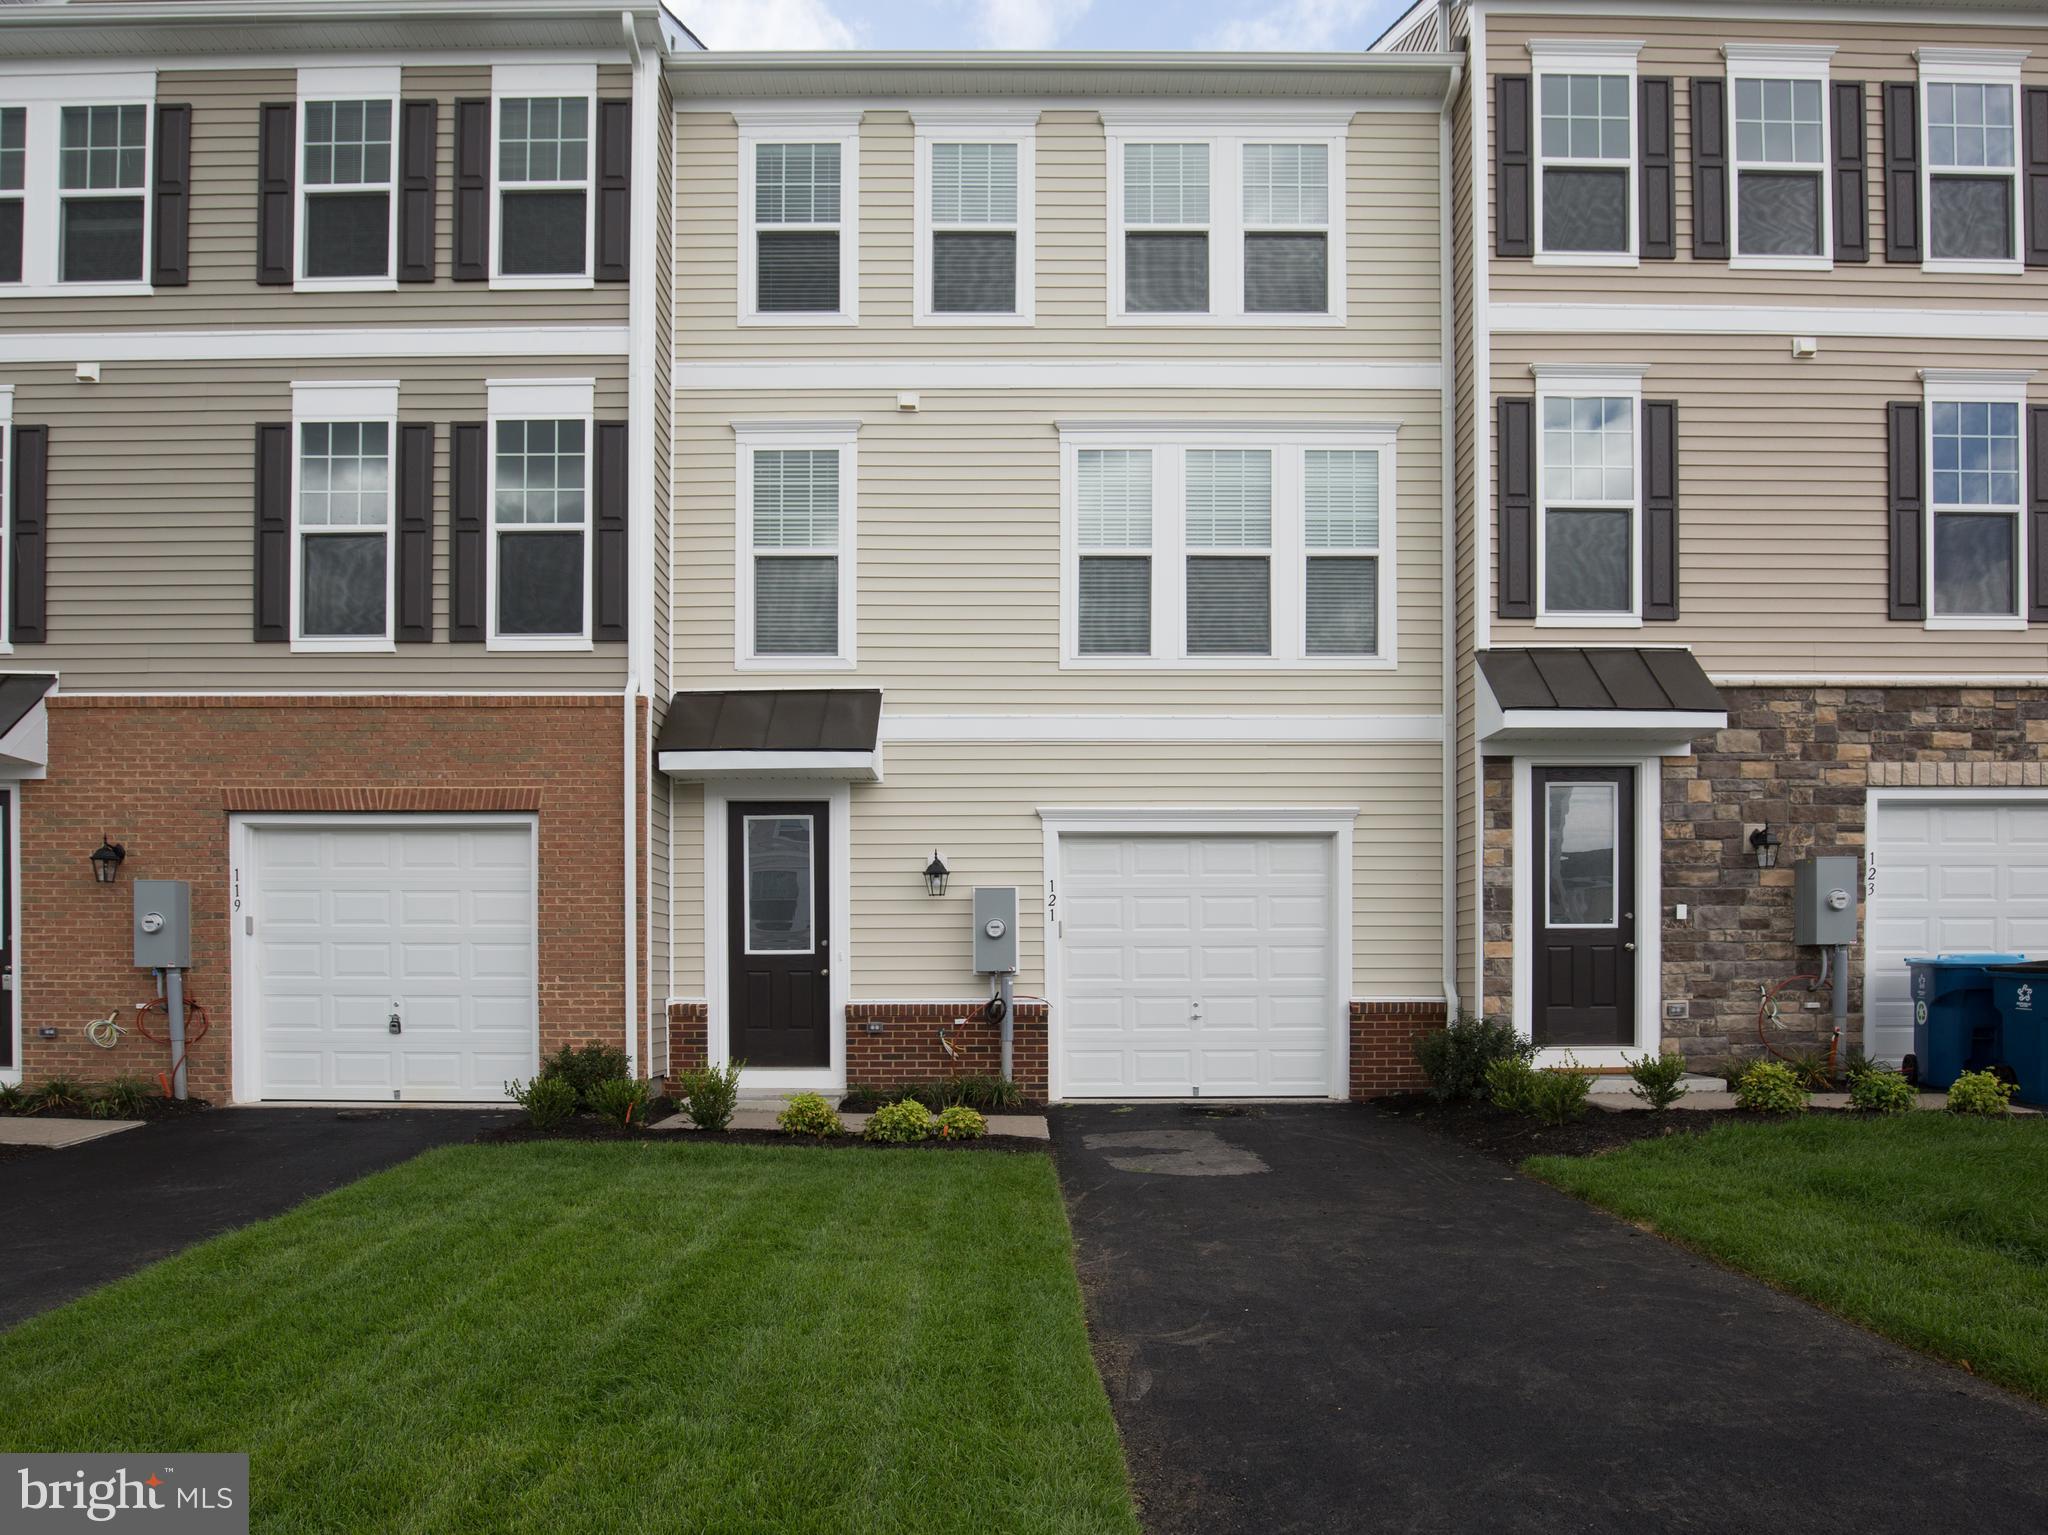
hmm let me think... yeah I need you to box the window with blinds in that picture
[755,141,843,313]
[1124,142,1210,313]
[1304,449,1380,654]
[1185,448,1273,655]
[930,141,1019,314]
[1241,143,1330,313]
[750,446,843,657]
[1077,448,1153,655]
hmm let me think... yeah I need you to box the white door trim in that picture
[702,778,852,1094]
[229,811,541,1104]
[1510,754,1663,1070]
[1038,806,1357,1103]
[0,787,18,1088]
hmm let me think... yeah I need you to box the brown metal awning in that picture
[1477,648,1725,752]
[0,673,56,778]
[654,689,883,781]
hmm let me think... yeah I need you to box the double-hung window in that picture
[291,382,397,650]
[1725,45,1836,266]
[1122,142,1211,314]
[493,64,596,284]
[1920,51,2027,272]
[741,110,860,322]
[297,68,399,286]
[0,387,11,649]
[0,108,21,282]
[488,380,595,647]
[1530,41,1641,261]
[59,103,150,284]
[0,70,155,292]
[1241,144,1332,311]
[1924,373,2029,628]
[915,109,1035,322]
[736,423,858,667]
[1535,367,1646,624]
[1062,426,1395,667]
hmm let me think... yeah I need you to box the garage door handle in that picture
[388,1012,402,1034]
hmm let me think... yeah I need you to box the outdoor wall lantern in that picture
[1749,825,1782,871]
[90,835,127,884]
[924,851,950,897]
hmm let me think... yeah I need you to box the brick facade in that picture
[667,1001,708,1076]
[17,695,637,1100]
[1350,1000,1451,1097]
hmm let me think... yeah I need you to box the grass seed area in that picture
[0,1141,1139,1535]
[1530,1114,2048,1403]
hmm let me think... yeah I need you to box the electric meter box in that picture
[1793,857,1859,948]
[973,886,1019,975]
[133,879,192,969]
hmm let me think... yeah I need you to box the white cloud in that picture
[971,0,1094,49]
[683,0,862,50]
[1202,0,1392,51]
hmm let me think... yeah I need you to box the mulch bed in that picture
[1,1096,213,1123]
[1371,1094,1816,1165]
[476,1108,1044,1154]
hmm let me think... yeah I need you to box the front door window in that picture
[745,815,815,954]
[1545,781,1619,928]
[1532,767,1636,1047]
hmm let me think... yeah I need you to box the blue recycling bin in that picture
[1903,955,2024,1090]
[1987,962,2048,1105]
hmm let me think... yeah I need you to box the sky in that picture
[676,0,1420,52]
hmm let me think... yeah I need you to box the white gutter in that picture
[1438,1,1464,1018]
[0,1,670,22]
[1467,0,1489,1018]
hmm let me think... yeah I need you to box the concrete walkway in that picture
[0,1116,145,1147]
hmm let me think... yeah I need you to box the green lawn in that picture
[1530,1114,2048,1402]
[0,1142,1138,1535]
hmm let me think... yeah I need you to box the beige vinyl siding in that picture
[0,65,633,332]
[1451,72,1481,1012]
[665,742,1445,1001]
[674,107,1442,358]
[1489,332,2048,676]
[672,387,1444,713]
[7,357,627,690]
[652,77,676,703]
[1486,15,2048,307]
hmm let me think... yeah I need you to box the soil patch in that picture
[1371,1094,1818,1164]
[1,1096,213,1123]
[478,1113,1043,1154]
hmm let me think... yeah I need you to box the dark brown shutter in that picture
[453,99,490,282]
[151,104,192,287]
[1641,400,1679,622]
[257,102,295,286]
[1883,82,1922,264]
[397,99,438,284]
[2025,87,2048,268]
[1832,81,1870,263]
[1495,74,1533,258]
[1887,401,1925,622]
[1638,77,1676,260]
[2029,406,2048,622]
[592,421,629,641]
[9,427,47,645]
[253,423,291,641]
[1497,397,1535,619]
[396,423,435,642]
[1689,78,1730,260]
[450,422,486,640]
[595,98,632,282]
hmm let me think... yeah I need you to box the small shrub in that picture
[935,1104,987,1141]
[536,1042,631,1108]
[1415,1014,1538,1104]
[0,1082,30,1115]
[589,1076,651,1127]
[1626,1051,1691,1110]
[509,1075,579,1129]
[90,1076,156,1120]
[1482,1056,1538,1115]
[777,1091,844,1139]
[1781,1049,1835,1092]
[864,1098,935,1144]
[1841,1047,1878,1085]
[948,1074,1023,1111]
[32,1076,88,1115]
[1525,1060,1594,1126]
[1948,1070,2015,1118]
[1849,1068,1918,1115]
[1735,1060,1809,1114]
[675,1059,745,1132]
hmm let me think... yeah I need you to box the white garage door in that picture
[249,821,537,1101]
[1866,797,2048,1063]
[1058,834,1337,1098]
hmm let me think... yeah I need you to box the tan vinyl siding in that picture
[1451,71,1481,1011]
[652,78,675,702]
[1489,332,2048,676]
[674,107,1442,359]
[1486,14,2048,307]
[8,357,627,690]
[672,387,1444,713]
[0,65,633,332]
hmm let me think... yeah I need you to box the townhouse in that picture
[0,0,691,1102]
[1382,0,2048,1074]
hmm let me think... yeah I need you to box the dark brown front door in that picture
[728,801,830,1069]
[1532,767,1636,1047]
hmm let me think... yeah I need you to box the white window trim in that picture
[0,68,157,297]
[0,385,12,659]
[1527,39,1644,269]
[1920,366,2034,632]
[737,107,862,326]
[288,379,400,654]
[1532,363,1649,629]
[294,65,401,295]
[733,419,859,670]
[1723,42,1838,272]
[1057,420,1398,671]
[1917,48,2031,277]
[1102,104,1351,327]
[490,61,597,293]
[911,106,1037,327]
[485,376,597,653]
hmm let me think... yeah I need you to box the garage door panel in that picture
[331,944,392,980]
[470,942,533,980]
[1199,946,1260,981]
[1132,1051,1194,1087]
[1197,895,1259,930]
[398,889,463,926]
[400,945,462,981]
[1132,947,1191,980]
[1133,841,1197,877]
[1133,895,1194,930]
[1133,996,1192,1031]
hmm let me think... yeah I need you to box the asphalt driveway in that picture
[1053,1103,2048,1535]
[0,1106,510,1328]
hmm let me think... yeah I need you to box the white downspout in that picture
[1438,13,1464,1018]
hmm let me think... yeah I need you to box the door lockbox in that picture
[133,879,192,969]
[973,886,1018,975]
[1793,856,1859,948]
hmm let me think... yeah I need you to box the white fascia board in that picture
[1491,303,2048,342]
[730,419,862,445]
[1037,805,1361,834]
[299,64,400,98]
[1526,39,1644,69]
[291,379,400,419]
[494,60,597,96]
[657,749,881,782]
[679,360,1441,392]
[487,377,597,417]
[0,325,630,365]
[1916,47,2030,84]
